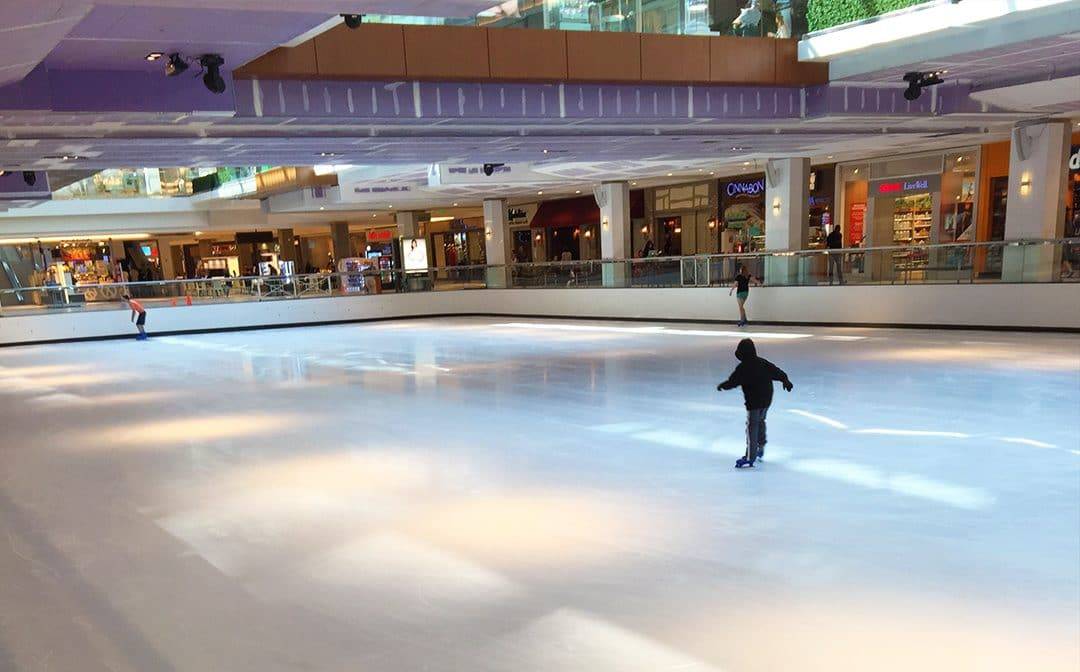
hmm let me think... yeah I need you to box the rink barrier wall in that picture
[0,283,1077,346]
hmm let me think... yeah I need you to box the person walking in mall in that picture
[717,338,794,469]
[826,224,845,285]
[729,264,759,326]
[121,294,148,340]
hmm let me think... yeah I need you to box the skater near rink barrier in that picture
[717,338,793,469]
[121,295,148,341]
[729,264,760,327]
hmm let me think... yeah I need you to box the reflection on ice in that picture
[853,428,970,439]
[486,608,722,672]
[788,458,994,510]
[790,408,850,429]
[309,533,520,605]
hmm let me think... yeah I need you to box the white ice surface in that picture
[0,317,1077,672]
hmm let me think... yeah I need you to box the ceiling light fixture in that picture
[145,52,164,62]
[165,53,189,77]
[199,54,227,94]
[902,70,945,101]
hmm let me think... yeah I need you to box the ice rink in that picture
[0,317,1077,672]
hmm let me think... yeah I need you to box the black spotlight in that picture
[482,163,504,177]
[165,53,189,77]
[199,54,226,94]
[902,70,945,101]
[22,171,36,186]
[342,14,363,29]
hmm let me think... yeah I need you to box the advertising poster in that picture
[402,237,429,272]
[720,177,766,236]
[849,203,867,245]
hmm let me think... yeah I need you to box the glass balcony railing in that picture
[1,239,1076,316]
[369,0,808,39]
[51,167,270,201]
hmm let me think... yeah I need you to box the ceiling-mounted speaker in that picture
[708,0,740,32]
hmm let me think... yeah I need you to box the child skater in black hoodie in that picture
[718,338,794,469]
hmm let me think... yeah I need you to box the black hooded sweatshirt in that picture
[718,338,791,410]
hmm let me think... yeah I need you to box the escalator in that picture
[0,253,26,304]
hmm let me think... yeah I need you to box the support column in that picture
[597,181,631,287]
[329,222,350,270]
[483,199,511,288]
[277,228,295,265]
[157,236,178,279]
[764,157,810,286]
[1003,120,1070,282]
[395,211,421,239]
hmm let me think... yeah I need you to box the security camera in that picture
[199,54,226,94]
[482,163,505,177]
[22,171,36,186]
[165,53,189,77]
[902,70,945,102]
[342,14,363,29]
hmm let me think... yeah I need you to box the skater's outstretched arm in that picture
[717,366,743,391]
[765,359,794,392]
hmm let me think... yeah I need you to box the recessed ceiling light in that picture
[452,202,459,206]
[372,213,377,217]
[742,161,751,166]
[827,155,834,159]
[575,190,581,194]
[709,171,715,175]
[319,206,325,210]
[537,191,544,195]
[44,155,83,161]
[667,173,673,177]
[145,52,164,62]
[318,152,340,157]
[388,204,393,208]
[542,149,549,154]
[631,181,637,185]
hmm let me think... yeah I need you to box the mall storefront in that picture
[837,147,979,281]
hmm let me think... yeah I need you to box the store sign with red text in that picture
[869,174,940,197]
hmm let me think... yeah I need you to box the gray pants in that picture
[745,407,768,462]
[828,253,844,284]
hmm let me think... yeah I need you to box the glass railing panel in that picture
[2,240,1075,319]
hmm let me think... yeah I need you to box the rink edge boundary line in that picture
[2,312,1078,348]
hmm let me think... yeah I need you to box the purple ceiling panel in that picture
[847,34,1080,90]
[46,69,235,114]
[0,171,51,201]
[47,5,331,74]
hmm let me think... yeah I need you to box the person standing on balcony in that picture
[827,224,845,285]
[729,264,760,327]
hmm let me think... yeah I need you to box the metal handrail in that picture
[1,238,1076,298]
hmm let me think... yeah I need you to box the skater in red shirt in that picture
[121,295,148,340]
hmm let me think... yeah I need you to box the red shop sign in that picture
[366,229,394,242]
